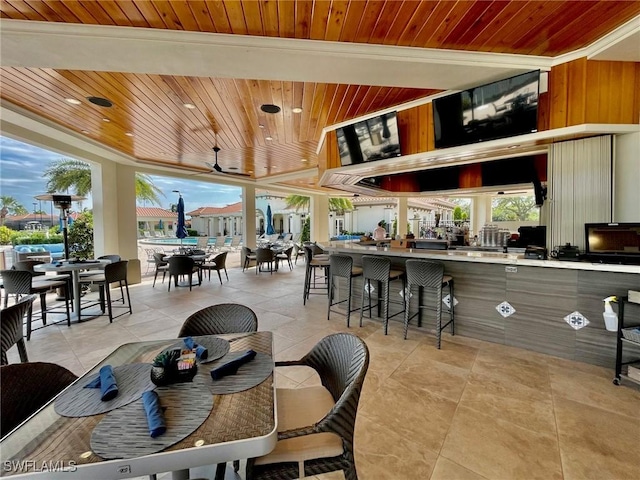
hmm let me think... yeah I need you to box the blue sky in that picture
[0,137,242,213]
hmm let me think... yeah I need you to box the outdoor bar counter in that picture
[324,242,640,368]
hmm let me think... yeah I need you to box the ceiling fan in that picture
[204,146,251,177]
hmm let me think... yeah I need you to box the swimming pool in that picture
[140,237,216,246]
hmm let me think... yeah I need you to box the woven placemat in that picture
[162,336,230,364]
[90,375,212,459]
[55,363,155,418]
[200,351,274,395]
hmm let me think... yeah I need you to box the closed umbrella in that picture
[266,205,275,235]
[175,194,188,246]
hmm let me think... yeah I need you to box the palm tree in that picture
[285,195,353,213]
[0,196,28,225]
[44,159,164,205]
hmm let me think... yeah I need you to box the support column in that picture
[242,185,256,249]
[397,197,408,239]
[471,196,492,238]
[310,194,329,243]
[92,162,140,283]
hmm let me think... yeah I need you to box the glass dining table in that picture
[0,332,277,479]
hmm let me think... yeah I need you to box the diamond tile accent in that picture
[564,311,589,330]
[496,301,515,318]
[399,287,412,299]
[443,294,458,309]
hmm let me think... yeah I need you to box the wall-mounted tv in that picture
[337,111,401,166]
[585,223,640,264]
[433,70,540,149]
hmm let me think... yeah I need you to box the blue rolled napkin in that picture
[210,350,257,380]
[183,337,208,360]
[84,365,119,401]
[142,390,166,438]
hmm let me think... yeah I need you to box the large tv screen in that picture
[434,70,540,149]
[337,112,401,166]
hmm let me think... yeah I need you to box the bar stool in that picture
[359,255,406,334]
[403,259,455,348]
[327,254,363,327]
[303,246,329,305]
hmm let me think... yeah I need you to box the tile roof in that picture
[188,202,242,216]
[136,207,177,218]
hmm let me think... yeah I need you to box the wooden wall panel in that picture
[458,164,482,189]
[379,173,420,192]
[549,59,640,127]
[537,91,551,132]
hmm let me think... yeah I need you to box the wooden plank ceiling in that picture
[1,1,639,184]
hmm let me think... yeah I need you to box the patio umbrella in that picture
[266,205,275,235]
[175,194,188,246]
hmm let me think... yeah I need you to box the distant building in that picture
[136,207,178,237]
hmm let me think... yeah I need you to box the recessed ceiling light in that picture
[125,132,134,137]
[183,103,196,109]
[258,124,265,129]
[260,104,281,114]
[102,118,110,122]
[508,145,520,149]
[65,98,81,105]
[292,107,303,114]
[248,170,254,174]
[87,96,113,108]
[265,136,273,141]
[81,130,89,134]
[301,158,308,162]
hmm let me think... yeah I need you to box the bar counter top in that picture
[324,242,640,274]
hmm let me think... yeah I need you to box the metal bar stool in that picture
[403,259,455,348]
[327,254,363,327]
[359,255,406,334]
[303,246,330,305]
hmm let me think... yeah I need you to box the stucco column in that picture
[397,197,408,238]
[471,196,492,237]
[91,162,140,283]
[242,185,256,249]
[310,194,329,243]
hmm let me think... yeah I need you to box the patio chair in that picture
[144,248,157,273]
[0,362,78,438]
[293,243,305,265]
[152,252,169,287]
[178,303,258,337]
[221,237,233,252]
[1,294,36,365]
[276,246,294,271]
[200,251,229,284]
[255,248,275,275]
[242,247,257,272]
[246,333,370,480]
[231,235,242,251]
[167,256,201,291]
[1,269,71,340]
[213,236,226,252]
[79,260,132,323]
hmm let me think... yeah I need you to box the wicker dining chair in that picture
[275,246,294,271]
[0,294,36,365]
[242,246,257,272]
[152,252,169,287]
[200,251,229,284]
[255,248,276,274]
[178,303,258,337]
[0,362,77,438]
[0,269,71,339]
[79,260,132,323]
[246,332,370,480]
[167,256,201,292]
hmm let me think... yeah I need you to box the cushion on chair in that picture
[254,386,343,466]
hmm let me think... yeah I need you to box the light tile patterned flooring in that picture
[6,255,640,480]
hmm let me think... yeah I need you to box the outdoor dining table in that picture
[0,331,277,480]
[33,260,107,322]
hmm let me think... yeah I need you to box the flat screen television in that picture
[585,223,640,264]
[337,111,401,166]
[433,70,540,149]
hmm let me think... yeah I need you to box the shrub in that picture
[68,212,94,260]
[301,216,310,242]
[0,226,13,245]
[186,228,198,237]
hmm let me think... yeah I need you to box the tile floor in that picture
[5,254,640,480]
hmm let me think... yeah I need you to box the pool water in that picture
[140,237,216,246]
